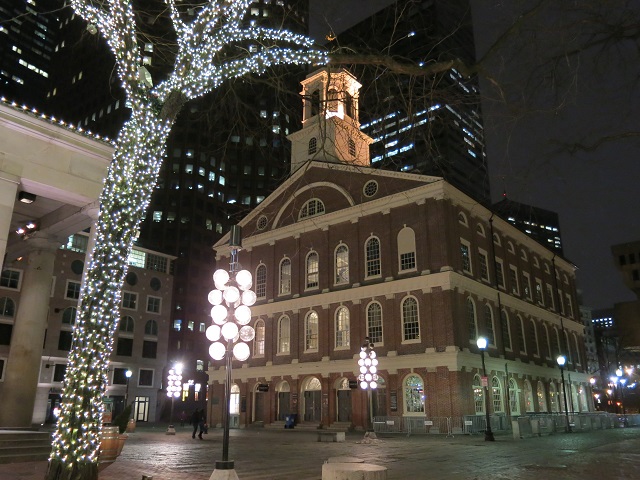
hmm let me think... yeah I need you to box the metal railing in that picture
[372,412,635,437]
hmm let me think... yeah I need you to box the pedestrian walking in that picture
[190,409,202,439]
[179,410,187,427]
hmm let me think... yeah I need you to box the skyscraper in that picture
[0,0,58,107]
[332,0,490,204]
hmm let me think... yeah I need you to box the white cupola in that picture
[287,68,373,172]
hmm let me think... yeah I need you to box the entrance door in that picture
[254,392,265,422]
[135,396,150,422]
[337,390,351,422]
[304,391,321,422]
[278,392,290,421]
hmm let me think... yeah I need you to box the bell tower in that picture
[287,68,373,172]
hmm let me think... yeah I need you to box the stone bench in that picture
[317,431,345,442]
[322,462,387,480]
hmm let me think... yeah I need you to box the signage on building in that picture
[348,380,358,389]
[257,384,269,392]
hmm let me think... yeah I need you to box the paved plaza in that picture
[2,425,640,480]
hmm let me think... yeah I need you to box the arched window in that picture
[0,297,15,317]
[549,382,559,412]
[493,233,501,246]
[255,264,267,299]
[366,302,383,344]
[458,212,468,226]
[327,88,339,112]
[523,379,535,412]
[492,377,503,413]
[254,319,265,356]
[404,374,425,414]
[305,311,319,351]
[397,226,416,272]
[402,297,419,341]
[509,378,521,415]
[473,374,484,414]
[334,244,349,284]
[306,251,319,289]
[537,381,548,412]
[552,327,561,358]
[500,310,511,350]
[144,319,158,336]
[542,325,551,358]
[335,307,350,348]
[230,384,240,415]
[348,138,356,156]
[467,298,477,341]
[516,315,526,353]
[299,198,325,219]
[345,91,355,118]
[564,331,572,363]
[62,307,77,325]
[529,319,539,356]
[120,315,134,333]
[483,305,495,345]
[279,258,291,295]
[277,316,290,354]
[573,334,582,365]
[310,90,320,117]
[365,236,381,278]
[308,137,317,155]
[476,224,486,237]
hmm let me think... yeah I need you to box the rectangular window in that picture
[146,296,161,313]
[478,251,489,282]
[142,340,157,359]
[495,259,505,288]
[522,273,532,300]
[0,324,12,345]
[112,367,128,385]
[546,284,555,310]
[188,321,194,331]
[57,331,73,351]
[400,252,416,271]
[509,266,519,295]
[122,292,137,310]
[116,337,133,356]
[64,234,89,253]
[557,290,565,315]
[565,294,574,318]
[0,269,21,289]
[139,369,154,387]
[535,279,544,304]
[65,281,81,300]
[173,319,182,331]
[146,254,167,273]
[0,358,4,381]
[53,364,66,382]
[460,242,471,273]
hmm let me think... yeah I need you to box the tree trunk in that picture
[45,107,171,480]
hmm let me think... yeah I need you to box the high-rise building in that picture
[492,196,564,256]
[0,0,58,107]
[333,0,490,204]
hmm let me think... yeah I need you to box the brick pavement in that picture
[2,425,640,479]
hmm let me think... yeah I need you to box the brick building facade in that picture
[206,69,592,430]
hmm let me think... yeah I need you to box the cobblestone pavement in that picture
[2,425,640,479]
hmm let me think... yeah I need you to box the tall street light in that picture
[358,337,378,435]
[476,337,494,441]
[207,225,256,479]
[124,369,132,407]
[166,363,183,435]
[556,355,572,433]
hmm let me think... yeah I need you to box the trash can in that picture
[284,414,297,429]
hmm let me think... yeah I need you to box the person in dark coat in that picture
[190,409,202,439]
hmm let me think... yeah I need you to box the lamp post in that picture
[358,337,378,435]
[476,337,494,441]
[207,225,256,479]
[124,369,132,407]
[556,355,572,433]
[166,363,183,435]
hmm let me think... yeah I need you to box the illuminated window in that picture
[335,307,350,348]
[334,244,349,284]
[279,258,291,295]
[366,302,383,344]
[402,297,419,341]
[365,237,381,278]
[305,311,318,351]
[404,375,425,414]
[277,316,290,354]
[299,198,325,219]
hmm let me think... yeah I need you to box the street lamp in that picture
[556,355,572,433]
[207,225,256,479]
[124,369,132,407]
[166,363,183,435]
[358,337,378,434]
[476,337,494,441]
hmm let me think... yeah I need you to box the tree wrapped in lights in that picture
[46,2,326,479]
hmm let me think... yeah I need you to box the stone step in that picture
[0,431,52,464]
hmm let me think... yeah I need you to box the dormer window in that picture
[299,198,325,220]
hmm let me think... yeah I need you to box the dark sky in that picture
[309,0,640,310]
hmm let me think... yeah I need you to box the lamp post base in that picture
[166,425,176,435]
[484,430,495,441]
[209,461,238,480]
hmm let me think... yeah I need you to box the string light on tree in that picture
[48,1,326,477]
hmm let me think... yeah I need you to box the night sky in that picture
[310,0,640,310]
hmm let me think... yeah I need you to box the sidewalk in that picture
[3,425,640,480]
